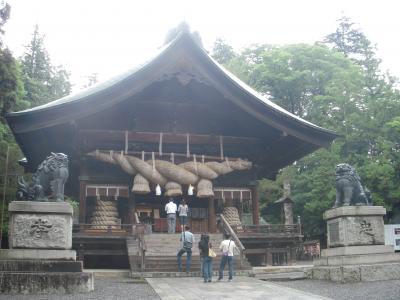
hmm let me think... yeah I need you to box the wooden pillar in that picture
[251,185,260,225]
[79,181,86,224]
[208,197,216,233]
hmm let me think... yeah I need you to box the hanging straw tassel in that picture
[132,174,151,194]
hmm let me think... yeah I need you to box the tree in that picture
[211,22,400,237]
[19,25,71,107]
[0,2,26,245]
[0,2,25,119]
[211,38,236,65]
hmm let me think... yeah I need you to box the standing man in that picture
[177,225,194,273]
[165,198,177,234]
[218,233,237,282]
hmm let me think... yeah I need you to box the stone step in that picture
[256,271,307,281]
[0,260,83,272]
[250,265,313,274]
[0,272,93,294]
[131,270,250,278]
[85,269,130,278]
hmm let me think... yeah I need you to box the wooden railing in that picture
[219,214,246,267]
[230,224,302,236]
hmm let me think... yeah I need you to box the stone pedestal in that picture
[9,201,73,250]
[0,201,93,294]
[325,206,385,247]
[309,206,400,283]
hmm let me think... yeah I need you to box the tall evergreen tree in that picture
[19,25,71,107]
[0,3,24,120]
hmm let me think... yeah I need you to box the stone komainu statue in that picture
[17,153,69,202]
[334,163,372,208]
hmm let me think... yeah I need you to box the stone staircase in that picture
[129,233,251,275]
[249,265,312,281]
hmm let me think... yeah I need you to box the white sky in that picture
[4,0,400,90]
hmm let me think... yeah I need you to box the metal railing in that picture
[138,232,146,271]
[219,214,246,267]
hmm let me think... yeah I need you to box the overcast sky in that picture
[4,0,400,90]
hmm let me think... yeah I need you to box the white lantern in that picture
[188,184,194,196]
[155,184,161,196]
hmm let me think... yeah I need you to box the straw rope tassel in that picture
[201,155,205,164]
[171,152,174,164]
[142,151,145,161]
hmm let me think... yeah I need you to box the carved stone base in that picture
[0,249,76,261]
[2,201,94,294]
[9,201,73,249]
[324,206,386,247]
[309,263,400,282]
[309,206,400,282]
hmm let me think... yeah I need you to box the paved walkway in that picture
[146,276,332,300]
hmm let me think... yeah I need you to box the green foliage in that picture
[211,38,236,65]
[19,25,71,108]
[213,16,400,237]
[0,48,25,118]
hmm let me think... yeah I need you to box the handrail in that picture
[138,234,146,271]
[220,214,245,255]
[134,212,140,224]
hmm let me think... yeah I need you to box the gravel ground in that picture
[0,277,161,300]
[273,279,400,300]
[2,276,400,299]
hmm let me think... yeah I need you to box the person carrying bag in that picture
[177,225,194,273]
[218,233,237,282]
[198,234,214,282]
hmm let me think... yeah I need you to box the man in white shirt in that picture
[165,198,177,233]
[218,233,237,281]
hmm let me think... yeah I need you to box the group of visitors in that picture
[198,232,237,282]
[165,197,237,282]
[165,198,188,234]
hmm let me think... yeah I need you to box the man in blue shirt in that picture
[177,225,194,272]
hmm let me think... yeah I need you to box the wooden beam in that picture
[79,130,262,146]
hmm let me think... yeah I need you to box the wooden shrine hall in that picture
[6,31,337,269]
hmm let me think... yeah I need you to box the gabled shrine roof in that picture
[6,32,337,146]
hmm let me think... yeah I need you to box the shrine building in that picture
[6,31,337,270]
